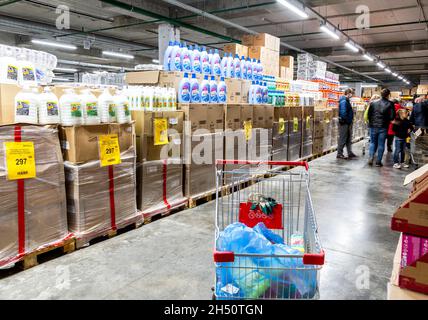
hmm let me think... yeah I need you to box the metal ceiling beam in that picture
[0,0,22,7]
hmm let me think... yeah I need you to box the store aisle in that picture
[0,142,410,300]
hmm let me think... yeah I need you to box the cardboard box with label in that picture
[417,85,428,95]
[302,106,314,158]
[280,56,294,69]
[248,46,280,77]
[132,110,183,162]
[0,125,69,267]
[272,107,290,162]
[225,78,243,103]
[59,123,135,164]
[252,105,274,129]
[179,104,224,133]
[241,80,252,103]
[125,70,183,92]
[224,104,242,131]
[288,107,303,161]
[223,43,249,57]
[137,159,186,217]
[242,33,280,52]
[280,67,294,81]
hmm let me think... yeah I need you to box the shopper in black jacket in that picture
[367,88,395,167]
[392,109,413,169]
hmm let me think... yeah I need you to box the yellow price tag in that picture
[293,117,299,132]
[154,118,169,146]
[99,134,121,167]
[278,118,285,134]
[4,141,36,180]
[244,121,252,141]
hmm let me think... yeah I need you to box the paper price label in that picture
[293,117,299,132]
[154,118,169,146]
[99,134,121,167]
[278,118,285,134]
[4,142,36,180]
[244,121,252,141]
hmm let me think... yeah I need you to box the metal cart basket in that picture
[213,160,324,300]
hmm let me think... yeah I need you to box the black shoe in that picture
[368,158,374,166]
[348,153,358,159]
[387,148,393,153]
[337,154,346,159]
[375,162,383,167]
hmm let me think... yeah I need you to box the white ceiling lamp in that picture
[320,24,340,40]
[152,59,160,64]
[345,41,359,53]
[385,68,392,73]
[361,84,378,88]
[363,54,374,62]
[277,0,309,19]
[376,62,386,69]
[54,67,78,73]
[32,39,77,50]
[398,76,403,80]
[392,72,398,77]
[102,51,134,59]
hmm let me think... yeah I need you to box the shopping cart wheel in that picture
[211,286,216,300]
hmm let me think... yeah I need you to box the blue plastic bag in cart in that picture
[216,222,317,299]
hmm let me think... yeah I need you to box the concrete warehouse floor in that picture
[0,142,410,300]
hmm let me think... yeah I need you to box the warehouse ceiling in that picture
[0,0,426,86]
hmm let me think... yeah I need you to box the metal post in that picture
[158,23,180,65]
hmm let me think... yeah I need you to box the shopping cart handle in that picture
[214,250,235,263]
[303,250,325,266]
[215,160,309,171]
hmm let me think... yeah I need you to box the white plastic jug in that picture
[98,88,116,123]
[0,46,18,84]
[80,89,100,125]
[14,86,38,124]
[59,88,83,126]
[38,86,60,124]
[17,54,37,86]
[115,90,131,124]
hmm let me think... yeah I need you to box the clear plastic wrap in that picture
[0,125,69,267]
[302,107,314,158]
[137,159,187,217]
[64,147,138,239]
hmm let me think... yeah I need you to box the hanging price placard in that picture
[278,118,285,134]
[4,141,36,180]
[293,117,299,132]
[244,121,252,141]
[99,134,121,167]
[154,118,169,146]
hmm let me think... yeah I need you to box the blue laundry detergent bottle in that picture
[200,75,210,103]
[218,77,227,103]
[210,76,218,103]
[178,73,191,103]
[190,73,200,103]
[163,40,174,71]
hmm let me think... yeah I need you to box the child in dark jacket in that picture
[392,109,413,169]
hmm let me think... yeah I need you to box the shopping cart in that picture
[213,160,324,300]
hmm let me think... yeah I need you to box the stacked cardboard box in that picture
[243,33,280,77]
[322,108,333,152]
[279,56,294,81]
[288,107,303,161]
[132,110,186,217]
[226,78,252,104]
[390,167,428,297]
[272,107,290,162]
[302,107,314,158]
[331,107,339,149]
[313,109,324,155]
[223,43,249,57]
[411,132,428,166]
[0,84,22,125]
[417,85,428,95]
[0,125,69,267]
[61,124,139,241]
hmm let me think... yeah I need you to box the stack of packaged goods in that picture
[224,105,252,186]
[279,56,294,81]
[324,71,340,108]
[389,167,428,299]
[331,107,339,149]
[302,106,314,158]
[350,97,367,141]
[60,121,138,247]
[0,125,71,268]
[411,132,428,166]
[243,33,280,78]
[322,108,333,152]
[297,53,313,81]
[272,107,290,163]
[288,106,303,161]
[313,110,325,155]
[132,110,187,219]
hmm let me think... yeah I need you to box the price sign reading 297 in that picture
[4,141,36,180]
[99,134,121,167]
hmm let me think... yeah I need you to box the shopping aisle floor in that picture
[0,142,410,300]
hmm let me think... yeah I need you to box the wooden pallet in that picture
[143,202,188,225]
[74,215,143,249]
[10,236,76,271]
[186,190,218,209]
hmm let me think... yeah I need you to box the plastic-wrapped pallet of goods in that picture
[322,109,333,152]
[302,106,314,158]
[0,125,70,267]
[288,107,303,161]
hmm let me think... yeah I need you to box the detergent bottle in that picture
[190,73,200,103]
[200,75,210,103]
[181,44,192,73]
[240,56,248,80]
[201,46,211,75]
[192,45,202,74]
[233,54,241,79]
[220,53,228,78]
[163,40,174,71]
[227,53,234,78]
[178,73,191,103]
[209,76,218,103]
[246,57,253,80]
[217,77,227,103]
[211,49,221,77]
[38,86,60,124]
[14,86,38,124]
[169,41,182,71]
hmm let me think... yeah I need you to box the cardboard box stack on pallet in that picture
[389,166,428,299]
[60,123,139,246]
[0,125,71,268]
[302,106,314,159]
[322,108,333,152]
[132,110,187,219]
[313,109,324,155]
[288,107,303,161]
[250,105,274,175]
[330,107,339,149]
[279,56,294,81]
[243,33,280,77]
[417,84,428,95]
[272,107,290,162]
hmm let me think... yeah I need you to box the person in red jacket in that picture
[386,99,404,152]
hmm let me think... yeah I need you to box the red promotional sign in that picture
[239,202,283,230]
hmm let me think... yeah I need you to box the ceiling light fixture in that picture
[385,68,392,73]
[363,54,374,62]
[277,0,309,19]
[320,24,340,40]
[345,41,359,53]
[54,67,78,73]
[361,84,378,88]
[102,51,134,59]
[32,39,77,50]
[392,72,398,77]
[376,62,385,69]
[53,77,72,82]
[152,59,160,64]
[398,76,403,80]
